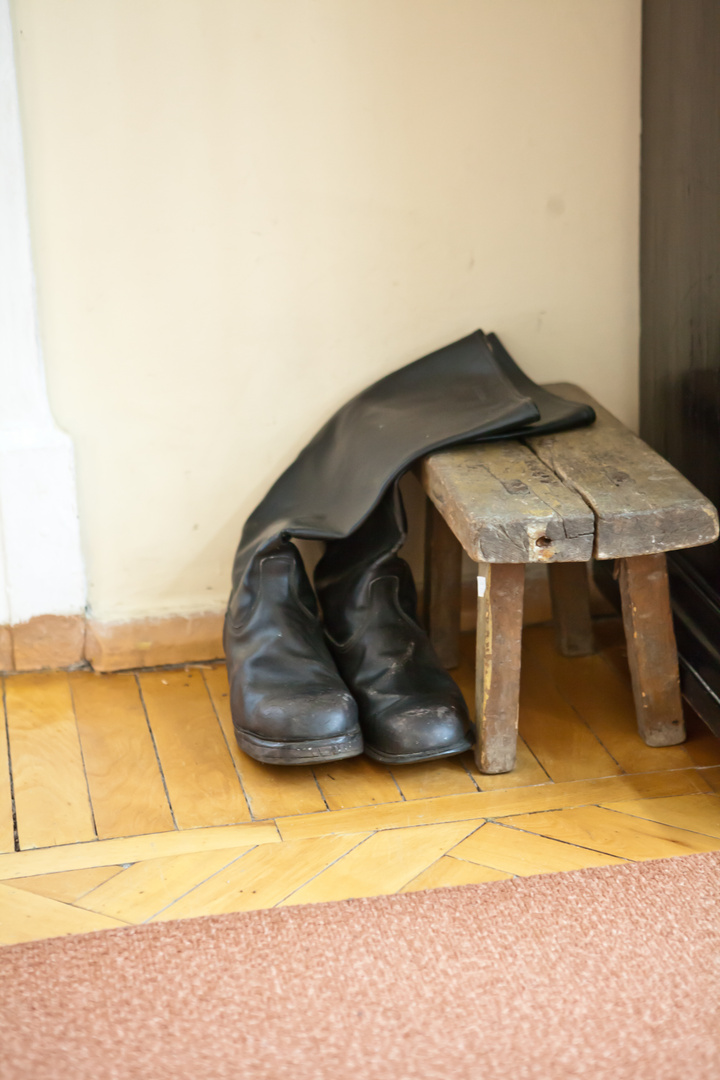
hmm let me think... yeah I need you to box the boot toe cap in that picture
[244,690,359,743]
[363,698,472,763]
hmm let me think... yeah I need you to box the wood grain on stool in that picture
[618,554,685,746]
[421,440,594,565]
[528,384,719,559]
[475,563,525,774]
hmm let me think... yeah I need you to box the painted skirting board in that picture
[0,568,553,673]
[2,614,85,672]
[0,611,224,673]
[85,612,225,672]
[0,566,614,674]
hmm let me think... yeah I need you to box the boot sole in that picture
[235,727,364,766]
[363,737,473,765]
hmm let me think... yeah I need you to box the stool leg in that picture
[475,562,525,773]
[617,553,685,746]
[548,562,595,656]
[424,498,463,668]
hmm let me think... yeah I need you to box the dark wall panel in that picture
[641,0,720,731]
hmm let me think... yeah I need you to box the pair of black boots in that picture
[223,485,471,766]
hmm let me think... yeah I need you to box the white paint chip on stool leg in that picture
[477,575,487,597]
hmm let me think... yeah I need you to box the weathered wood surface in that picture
[618,554,686,747]
[421,441,594,564]
[423,499,463,668]
[547,562,595,657]
[527,384,719,560]
[475,562,525,773]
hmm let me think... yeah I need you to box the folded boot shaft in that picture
[224,330,594,765]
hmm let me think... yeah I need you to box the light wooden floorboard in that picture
[0,822,279,881]
[9,866,124,904]
[524,626,696,774]
[279,821,485,905]
[701,765,720,792]
[0,882,127,945]
[152,834,370,921]
[77,848,255,922]
[450,821,627,876]
[0,679,15,854]
[518,650,622,782]
[599,792,720,838]
[681,712,720,768]
[2,620,720,945]
[71,671,175,839]
[452,640,552,790]
[468,739,550,791]
[203,666,327,819]
[392,756,478,800]
[314,757,402,810]
[506,806,720,861]
[400,855,512,893]
[592,625,720,769]
[276,769,711,841]
[5,673,96,849]
[139,670,250,828]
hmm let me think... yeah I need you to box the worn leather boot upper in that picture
[224,539,362,765]
[225,332,596,767]
[315,486,472,763]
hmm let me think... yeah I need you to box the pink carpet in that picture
[1,851,718,1079]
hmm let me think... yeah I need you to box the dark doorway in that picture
[640,0,720,733]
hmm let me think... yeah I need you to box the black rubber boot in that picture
[314,486,472,764]
[223,539,362,765]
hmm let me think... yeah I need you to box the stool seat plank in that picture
[421,440,594,564]
[527,384,719,560]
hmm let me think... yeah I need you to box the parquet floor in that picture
[1,619,720,945]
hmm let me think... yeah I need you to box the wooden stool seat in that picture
[421,384,719,774]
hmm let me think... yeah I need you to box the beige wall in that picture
[11,0,641,624]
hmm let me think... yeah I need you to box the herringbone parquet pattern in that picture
[1,621,719,945]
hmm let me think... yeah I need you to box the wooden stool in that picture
[420,384,719,774]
